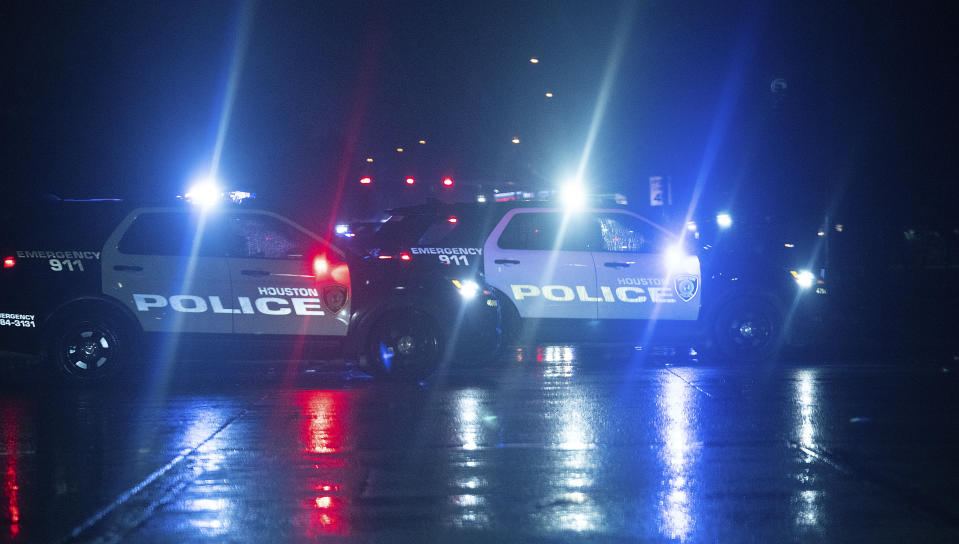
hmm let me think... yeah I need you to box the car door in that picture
[591,210,701,321]
[102,209,234,333]
[483,209,599,319]
[225,211,350,336]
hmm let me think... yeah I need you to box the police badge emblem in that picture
[674,274,699,302]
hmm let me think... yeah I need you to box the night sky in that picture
[2,1,956,228]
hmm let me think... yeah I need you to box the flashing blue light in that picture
[334,224,350,235]
[716,213,732,229]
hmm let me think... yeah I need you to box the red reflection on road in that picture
[299,391,349,455]
[2,401,24,541]
[296,391,350,536]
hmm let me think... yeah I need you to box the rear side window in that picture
[118,212,230,257]
[497,212,598,251]
[595,213,668,253]
[226,214,313,260]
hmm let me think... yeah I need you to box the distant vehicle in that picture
[0,198,500,382]
[348,200,827,361]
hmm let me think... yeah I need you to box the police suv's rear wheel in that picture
[49,315,133,383]
[711,298,783,362]
[367,309,443,381]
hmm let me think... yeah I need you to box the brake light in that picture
[3,257,14,269]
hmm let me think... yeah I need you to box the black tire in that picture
[710,297,784,362]
[366,309,444,381]
[46,312,136,383]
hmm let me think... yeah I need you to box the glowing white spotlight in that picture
[663,244,684,270]
[560,182,587,211]
[716,213,732,229]
[185,178,224,207]
[452,279,480,299]
[791,270,816,289]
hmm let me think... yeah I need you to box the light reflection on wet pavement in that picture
[1,347,958,542]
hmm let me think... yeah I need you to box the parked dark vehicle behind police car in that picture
[0,196,500,383]
[345,199,826,362]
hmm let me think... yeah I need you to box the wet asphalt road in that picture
[1,347,958,543]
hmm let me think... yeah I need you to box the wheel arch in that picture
[42,295,143,339]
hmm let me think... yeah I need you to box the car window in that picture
[594,213,667,253]
[417,213,488,246]
[497,212,598,251]
[117,212,230,257]
[226,214,313,259]
[375,215,434,246]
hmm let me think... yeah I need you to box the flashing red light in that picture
[3,257,14,269]
[399,252,412,261]
[359,176,372,185]
[378,254,392,259]
[405,176,415,185]
[442,177,454,187]
[313,255,329,278]
[447,216,458,223]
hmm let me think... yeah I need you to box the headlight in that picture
[790,269,815,289]
[451,279,481,299]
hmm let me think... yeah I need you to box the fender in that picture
[42,294,144,335]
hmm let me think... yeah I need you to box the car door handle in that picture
[494,259,520,265]
[113,265,143,272]
[604,262,630,268]
[241,269,270,277]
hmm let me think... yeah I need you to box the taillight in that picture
[377,252,412,261]
[405,176,415,185]
[331,263,350,285]
[315,253,350,285]
[3,257,14,269]
[442,177,454,187]
[447,216,458,223]
[313,255,329,278]
[360,176,372,185]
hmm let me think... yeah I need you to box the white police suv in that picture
[0,198,500,382]
[354,200,827,361]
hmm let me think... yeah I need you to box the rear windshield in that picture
[376,212,489,248]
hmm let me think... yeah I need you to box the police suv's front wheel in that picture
[367,309,444,381]
[47,313,136,383]
[710,297,784,363]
